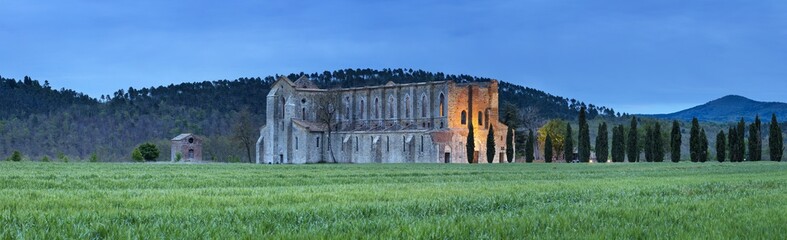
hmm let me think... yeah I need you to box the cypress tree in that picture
[614,125,627,163]
[627,117,639,162]
[644,126,654,162]
[737,118,746,161]
[526,129,535,163]
[654,122,664,162]
[578,106,590,162]
[728,127,739,162]
[699,128,708,162]
[467,122,475,164]
[611,125,622,162]
[690,117,700,162]
[670,120,681,162]
[769,114,783,161]
[595,122,608,163]
[505,126,514,163]
[755,115,762,161]
[748,115,762,161]
[486,125,495,163]
[716,130,726,162]
[544,134,553,163]
[564,123,573,162]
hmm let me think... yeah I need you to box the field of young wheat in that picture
[0,162,785,239]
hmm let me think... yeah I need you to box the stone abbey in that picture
[255,76,511,164]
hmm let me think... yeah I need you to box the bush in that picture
[10,151,22,162]
[138,143,160,161]
[57,153,68,163]
[41,156,51,162]
[131,148,144,162]
[175,153,183,162]
[89,153,99,162]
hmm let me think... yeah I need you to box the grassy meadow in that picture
[0,161,785,239]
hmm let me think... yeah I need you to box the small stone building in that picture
[171,133,202,162]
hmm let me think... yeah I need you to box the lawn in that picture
[0,162,785,239]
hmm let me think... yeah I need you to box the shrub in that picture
[131,148,144,162]
[89,153,99,162]
[10,151,23,162]
[41,156,50,162]
[175,152,183,162]
[138,143,160,161]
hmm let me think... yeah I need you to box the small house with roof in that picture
[171,133,202,162]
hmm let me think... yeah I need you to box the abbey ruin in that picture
[255,76,510,164]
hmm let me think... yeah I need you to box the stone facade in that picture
[171,133,202,162]
[255,76,511,164]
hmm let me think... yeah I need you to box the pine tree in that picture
[690,117,700,162]
[467,122,475,164]
[595,122,608,163]
[526,129,535,163]
[544,134,553,163]
[670,121,681,162]
[716,130,726,162]
[737,118,746,161]
[654,122,664,162]
[699,129,708,162]
[564,123,573,162]
[505,126,514,163]
[578,106,590,162]
[486,125,496,163]
[769,114,783,162]
[645,126,654,162]
[627,117,639,162]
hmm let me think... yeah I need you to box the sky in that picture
[1,0,786,114]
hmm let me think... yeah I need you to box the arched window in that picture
[302,108,306,120]
[388,96,395,119]
[188,149,194,159]
[404,95,410,118]
[316,137,320,148]
[280,97,286,119]
[478,111,483,126]
[461,111,467,125]
[421,95,427,118]
[345,97,351,119]
[360,99,365,119]
[295,137,299,150]
[439,93,445,117]
[387,136,390,152]
[374,98,379,119]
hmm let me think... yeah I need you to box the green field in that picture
[1,162,785,239]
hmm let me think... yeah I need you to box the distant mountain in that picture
[644,95,787,122]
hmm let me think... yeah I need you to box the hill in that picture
[644,95,787,122]
[0,69,620,161]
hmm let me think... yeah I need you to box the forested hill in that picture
[0,69,620,161]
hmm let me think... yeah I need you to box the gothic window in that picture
[345,97,351,119]
[302,108,306,120]
[355,136,359,152]
[439,93,445,117]
[295,137,299,150]
[188,149,194,159]
[485,109,490,129]
[316,137,320,148]
[387,136,390,152]
[478,111,483,126]
[420,136,424,152]
[388,96,395,119]
[375,98,379,119]
[280,97,286,119]
[421,95,427,118]
[403,136,406,152]
[461,111,467,125]
[404,95,410,118]
[360,99,365,119]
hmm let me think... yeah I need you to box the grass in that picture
[1,162,785,239]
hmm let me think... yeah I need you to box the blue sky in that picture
[1,0,786,114]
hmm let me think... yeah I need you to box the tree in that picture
[506,126,514,163]
[467,122,475,164]
[645,126,654,162]
[486,125,496,163]
[737,118,746,161]
[564,123,573,162]
[9,151,22,162]
[748,115,762,161]
[526,129,535,163]
[699,129,708,162]
[544,134,553,163]
[131,148,144,162]
[611,125,625,162]
[728,127,739,162]
[538,119,566,160]
[653,122,664,162]
[670,121,681,162]
[314,91,342,163]
[690,117,700,162]
[595,122,608,163]
[716,130,726,162]
[627,117,639,162]
[769,114,783,162]
[578,106,590,162]
[232,108,256,163]
[89,153,99,162]
[137,143,160,161]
